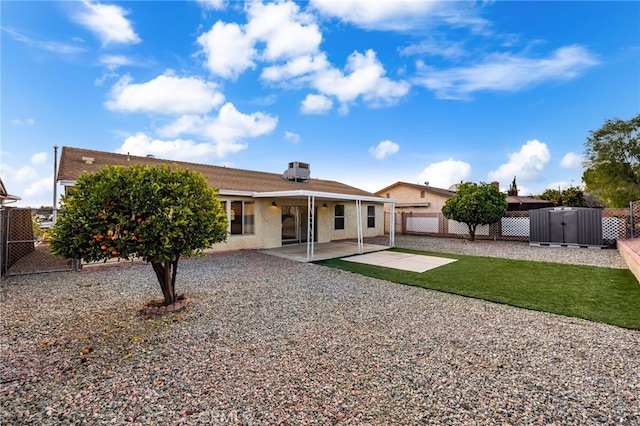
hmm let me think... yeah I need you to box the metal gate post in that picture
[0,208,5,277]
[630,201,635,239]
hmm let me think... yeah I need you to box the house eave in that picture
[253,190,396,204]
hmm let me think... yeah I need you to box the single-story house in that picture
[375,181,553,214]
[57,147,396,259]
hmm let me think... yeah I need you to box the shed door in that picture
[549,210,578,244]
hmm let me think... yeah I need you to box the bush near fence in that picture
[385,208,630,245]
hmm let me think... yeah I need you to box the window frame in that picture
[226,200,255,236]
[334,204,345,230]
[367,205,375,228]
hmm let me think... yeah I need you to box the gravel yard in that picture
[1,238,639,425]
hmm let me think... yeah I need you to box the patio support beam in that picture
[356,199,363,254]
[306,195,315,261]
[389,201,395,248]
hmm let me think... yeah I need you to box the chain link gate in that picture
[1,207,75,277]
[629,201,640,239]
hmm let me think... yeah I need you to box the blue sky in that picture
[2,0,639,207]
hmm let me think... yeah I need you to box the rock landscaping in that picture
[1,237,638,424]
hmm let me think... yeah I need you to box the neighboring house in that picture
[375,181,553,214]
[375,182,455,214]
[57,147,396,259]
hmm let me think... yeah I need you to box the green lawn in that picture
[317,248,640,330]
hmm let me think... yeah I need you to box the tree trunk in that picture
[468,223,477,241]
[151,259,180,306]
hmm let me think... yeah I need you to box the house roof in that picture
[57,146,384,201]
[374,180,553,208]
[375,181,456,198]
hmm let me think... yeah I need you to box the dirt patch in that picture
[4,242,74,275]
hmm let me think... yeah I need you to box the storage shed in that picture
[530,207,604,247]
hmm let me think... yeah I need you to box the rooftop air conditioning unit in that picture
[283,161,310,182]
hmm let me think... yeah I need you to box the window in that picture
[367,205,375,228]
[420,191,425,198]
[334,204,345,230]
[229,201,255,235]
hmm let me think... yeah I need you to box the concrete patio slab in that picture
[341,251,457,273]
[261,241,389,262]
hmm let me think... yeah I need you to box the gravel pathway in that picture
[369,235,629,269]
[1,240,638,425]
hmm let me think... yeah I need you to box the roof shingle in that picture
[57,146,376,197]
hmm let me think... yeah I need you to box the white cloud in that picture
[418,158,472,189]
[100,54,135,70]
[0,163,54,207]
[245,1,322,61]
[105,74,225,115]
[300,93,333,114]
[24,176,52,198]
[415,45,598,100]
[284,131,301,143]
[203,102,278,144]
[560,152,584,169]
[116,133,230,162]
[2,27,86,54]
[73,1,141,45]
[311,0,490,33]
[197,21,256,79]
[195,2,410,113]
[261,53,329,83]
[311,49,410,107]
[310,0,441,31]
[154,103,278,157]
[13,165,39,184]
[488,139,551,185]
[12,118,35,126]
[369,140,399,160]
[400,39,467,59]
[196,0,226,10]
[31,152,48,165]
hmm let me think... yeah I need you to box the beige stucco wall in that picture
[380,185,450,213]
[208,198,281,253]
[326,202,385,241]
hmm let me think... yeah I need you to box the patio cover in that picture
[224,189,397,261]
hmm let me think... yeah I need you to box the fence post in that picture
[630,201,635,239]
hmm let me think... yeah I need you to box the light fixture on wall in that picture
[272,201,277,207]
[323,203,328,208]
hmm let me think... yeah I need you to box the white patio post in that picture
[307,195,315,260]
[389,201,395,248]
[356,199,363,254]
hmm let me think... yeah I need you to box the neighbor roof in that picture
[374,180,553,208]
[375,181,457,198]
[57,147,378,198]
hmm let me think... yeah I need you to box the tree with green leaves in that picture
[582,113,640,207]
[537,186,587,207]
[50,164,228,306]
[442,182,507,241]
